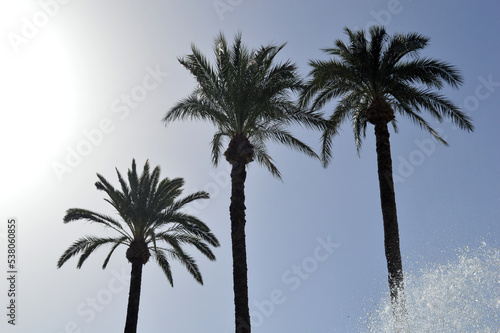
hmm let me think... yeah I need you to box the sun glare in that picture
[1,3,77,199]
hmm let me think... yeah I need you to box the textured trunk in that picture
[225,134,254,333]
[124,261,143,333]
[230,160,251,333]
[373,122,404,302]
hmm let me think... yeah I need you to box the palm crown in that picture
[57,159,219,286]
[300,26,474,165]
[163,32,323,178]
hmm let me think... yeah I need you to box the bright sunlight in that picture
[0,2,77,199]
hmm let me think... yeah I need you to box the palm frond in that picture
[102,236,128,269]
[260,125,319,159]
[211,131,227,166]
[251,140,282,179]
[76,237,124,269]
[155,214,219,247]
[57,236,123,269]
[394,58,464,89]
[158,234,216,261]
[168,191,210,213]
[165,246,203,285]
[63,208,128,237]
[151,247,174,286]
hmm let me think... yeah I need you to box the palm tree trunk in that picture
[229,160,251,333]
[124,261,143,333]
[373,122,404,302]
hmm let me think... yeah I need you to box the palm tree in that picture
[57,159,220,333]
[300,26,473,309]
[162,33,323,333]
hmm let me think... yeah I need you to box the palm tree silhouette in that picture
[300,26,473,315]
[57,159,220,333]
[163,33,323,333]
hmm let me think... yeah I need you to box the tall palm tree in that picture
[300,26,473,309]
[162,33,323,333]
[57,159,220,333]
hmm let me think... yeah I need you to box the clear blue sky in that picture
[1,0,499,332]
